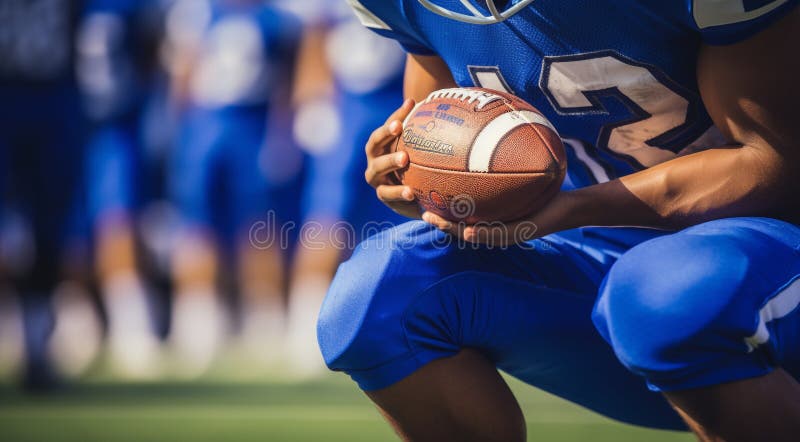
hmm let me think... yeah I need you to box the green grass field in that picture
[0,374,693,441]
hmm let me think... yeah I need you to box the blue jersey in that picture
[0,0,84,200]
[170,1,302,239]
[78,0,161,122]
[187,1,300,110]
[347,0,797,189]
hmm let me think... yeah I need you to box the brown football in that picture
[394,87,566,224]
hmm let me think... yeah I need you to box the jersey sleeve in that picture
[346,0,435,55]
[687,0,798,45]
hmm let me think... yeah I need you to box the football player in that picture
[165,0,301,374]
[78,0,164,379]
[318,1,800,440]
[0,0,88,389]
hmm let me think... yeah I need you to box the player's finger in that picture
[389,201,423,219]
[366,99,415,156]
[383,98,416,127]
[421,212,457,234]
[463,220,540,246]
[376,184,415,203]
[366,120,404,156]
[365,151,408,186]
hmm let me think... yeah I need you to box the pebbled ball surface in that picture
[395,87,566,223]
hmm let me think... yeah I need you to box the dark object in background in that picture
[0,0,86,391]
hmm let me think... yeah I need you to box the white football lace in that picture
[425,88,504,109]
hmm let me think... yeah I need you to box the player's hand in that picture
[364,99,420,219]
[421,192,577,246]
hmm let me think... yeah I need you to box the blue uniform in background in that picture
[170,1,301,244]
[0,0,85,274]
[0,0,86,388]
[300,13,407,235]
[79,0,161,224]
[318,0,800,429]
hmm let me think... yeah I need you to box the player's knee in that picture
[593,232,752,378]
[317,222,432,375]
[317,243,390,371]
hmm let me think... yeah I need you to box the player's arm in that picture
[364,53,457,218]
[451,8,799,244]
[404,53,457,102]
[582,8,799,227]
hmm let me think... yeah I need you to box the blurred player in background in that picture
[0,0,88,389]
[76,0,166,379]
[278,0,407,375]
[164,0,301,376]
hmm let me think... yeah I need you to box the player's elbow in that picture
[741,141,799,218]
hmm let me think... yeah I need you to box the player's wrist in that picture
[565,179,668,230]
[557,184,623,230]
[520,190,587,239]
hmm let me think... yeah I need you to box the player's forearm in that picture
[570,143,796,230]
[570,9,800,232]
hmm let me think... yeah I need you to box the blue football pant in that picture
[318,217,800,430]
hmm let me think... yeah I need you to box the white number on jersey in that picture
[540,51,696,168]
[470,50,708,175]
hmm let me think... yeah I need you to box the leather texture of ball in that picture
[394,87,566,223]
